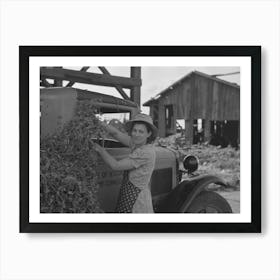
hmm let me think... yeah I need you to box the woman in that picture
[92,113,158,213]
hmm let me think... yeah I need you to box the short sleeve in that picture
[129,148,152,169]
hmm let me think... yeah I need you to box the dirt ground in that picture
[218,190,240,213]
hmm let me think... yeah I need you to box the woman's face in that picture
[131,123,152,146]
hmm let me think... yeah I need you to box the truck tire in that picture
[186,191,233,213]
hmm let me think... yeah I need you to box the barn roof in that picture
[143,70,240,106]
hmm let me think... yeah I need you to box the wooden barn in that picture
[143,71,240,147]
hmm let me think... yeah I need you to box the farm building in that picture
[143,71,240,147]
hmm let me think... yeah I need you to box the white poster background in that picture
[30,56,251,223]
[1,1,279,280]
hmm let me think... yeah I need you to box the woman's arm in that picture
[99,121,131,147]
[93,143,134,171]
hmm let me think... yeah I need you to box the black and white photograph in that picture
[20,46,261,232]
[40,66,240,214]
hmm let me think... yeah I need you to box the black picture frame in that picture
[20,46,261,233]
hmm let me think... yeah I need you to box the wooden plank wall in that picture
[194,75,240,120]
[158,74,240,121]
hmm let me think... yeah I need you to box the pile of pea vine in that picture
[40,100,105,213]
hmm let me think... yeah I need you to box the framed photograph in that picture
[20,46,261,233]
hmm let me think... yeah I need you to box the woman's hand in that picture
[91,139,134,171]
[92,142,103,154]
[97,119,108,130]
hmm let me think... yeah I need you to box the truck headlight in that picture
[183,155,199,174]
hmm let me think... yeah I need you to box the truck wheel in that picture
[186,191,232,213]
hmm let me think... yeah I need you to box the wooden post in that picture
[53,67,63,87]
[204,119,211,143]
[185,119,193,146]
[171,104,176,134]
[158,104,165,137]
[153,104,159,128]
[238,121,240,146]
[184,74,195,146]
[130,67,141,107]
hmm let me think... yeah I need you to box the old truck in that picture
[40,87,232,213]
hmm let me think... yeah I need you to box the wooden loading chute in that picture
[40,67,142,138]
[40,66,142,112]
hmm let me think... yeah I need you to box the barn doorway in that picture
[210,120,239,148]
[165,105,174,136]
[193,119,205,144]
[153,104,159,129]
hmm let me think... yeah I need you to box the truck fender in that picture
[157,175,226,213]
[178,175,226,212]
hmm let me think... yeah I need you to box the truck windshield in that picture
[96,112,130,148]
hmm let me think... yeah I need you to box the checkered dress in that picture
[115,170,141,213]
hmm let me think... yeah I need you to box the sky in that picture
[64,66,240,116]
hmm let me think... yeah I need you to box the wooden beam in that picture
[212,71,240,77]
[130,67,141,106]
[40,67,141,89]
[66,66,90,87]
[40,79,53,87]
[98,67,130,100]
[80,66,90,71]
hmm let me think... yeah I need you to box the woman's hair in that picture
[130,121,155,144]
